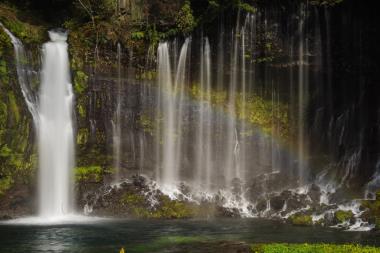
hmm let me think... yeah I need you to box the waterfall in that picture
[195,37,212,189]
[157,42,174,185]
[113,42,122,181]
[297,3,309,185]
[0,22,39,126]
[1,24,75,219]
[38,30,74,217]
[156,39,190,187]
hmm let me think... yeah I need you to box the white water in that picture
[156,39,190,187]
[195,37,212,190]
[113,42,122,181]
[297,3,309,185]
[38,30,75,218]
[0,22,39,125]
[1,25,78,222]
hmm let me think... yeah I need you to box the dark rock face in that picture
[0,183,35,219]
[270,195,285,211]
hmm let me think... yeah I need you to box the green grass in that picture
[130,236,206,253]
[251,243,380,253]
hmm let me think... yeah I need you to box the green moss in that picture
[154,195,195,219]
[189,84,289,141]
[77,128,89,145]
[73,70,88,95]
[75,165,103,182]
[121,192,146,206]
[251,243,380,253]
[7,91,20,123]
[289,214,313,226]
[0,4,44,45]
[0,59,9,84]
[0,176,13,196]
[334,210,354,223]
[120,192,195,219]
[138,113,155,135]
[131,31,145,40]
[362,192,380,228]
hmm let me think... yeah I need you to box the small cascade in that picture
[195,37,212,190]
[113,42,122,181]
[0,22,39,126]
[38,30,75,217]
[224,11,241,188]
[297,3,309,185]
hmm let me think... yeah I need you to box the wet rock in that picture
[285,194,308,212]
[132,174,146,188]
[255,198,268,213]
[0,215,12,220]
[308,184,321,204]
[270,195,285,211]
[231,178,243,196]
[217,207,240,218]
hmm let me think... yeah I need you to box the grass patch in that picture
[131,236,206,253]
[251,243,380,253]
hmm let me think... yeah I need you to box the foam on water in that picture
[1,215,109,226]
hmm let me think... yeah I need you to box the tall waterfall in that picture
[112,42,122,181]
[156,39,190,187]
[1,25,75,218]
[195,37,212,189]
[38,30,74,217]
[297,3,309,185]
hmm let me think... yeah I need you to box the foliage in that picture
[175,1,196,35]
[238,2,256,13]
[75,165,103,182]
[251,243,380,253]
[131,31,145,40]
[0,4,44,45]
[289,214,313,226]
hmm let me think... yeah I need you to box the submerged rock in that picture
[289,214,313,226]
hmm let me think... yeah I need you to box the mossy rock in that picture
[119,191,196,219]
[375,218,380,230]
[75,165,103,183]
[289,214,313,226]
[334,210,354,223]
